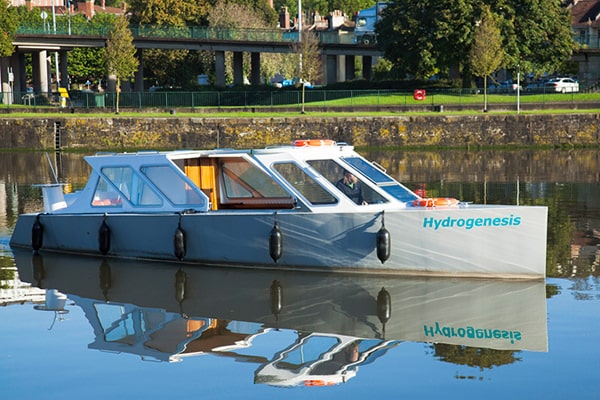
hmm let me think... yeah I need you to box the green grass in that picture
[1,89,598,118]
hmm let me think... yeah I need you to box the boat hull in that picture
[10,205,547,278]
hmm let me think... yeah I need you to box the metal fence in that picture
[0,88,591,111]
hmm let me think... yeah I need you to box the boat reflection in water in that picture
[14,251,548,387]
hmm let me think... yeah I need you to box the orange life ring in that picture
[293,139,336,147]
[412,197,460,207]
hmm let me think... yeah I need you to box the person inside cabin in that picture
[336,170,367,205]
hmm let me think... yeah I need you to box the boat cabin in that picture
[49,143,419,214]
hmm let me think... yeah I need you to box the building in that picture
[568,0,600,85]
[9,0,126,19]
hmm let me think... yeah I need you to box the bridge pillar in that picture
[134,49,144,92]
[0,57,8,102]
[12,52,27,93]
[326,54,337,85]
[0,53,26,96]
[32,50,49,94]
[345,55,355,81]
[362,56,373,81]
[336,55,346,82]
[59,50,69,89]
[215,51,225,87]
[233,52,244,86]
[250,52,261,85]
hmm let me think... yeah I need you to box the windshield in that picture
[340,157,419,203]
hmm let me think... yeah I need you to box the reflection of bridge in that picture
[5,27,383,94]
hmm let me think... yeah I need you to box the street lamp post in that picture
[297,0,305,113]
[516,64,520,114]
[52,0,60,92]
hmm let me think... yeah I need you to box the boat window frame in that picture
[306,159,389,205]
[91,173,126,208]
[339,156,419,203]
[94,165,164,208]
[213,156,297,209]
[140,163,209,208]
[271,161,339,206]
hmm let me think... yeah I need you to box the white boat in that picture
[9,140,548,278]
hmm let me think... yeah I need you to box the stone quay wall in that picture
[1,113,599,150]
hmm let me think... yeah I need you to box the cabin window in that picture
[97,166,162,206]
[339,157,418,203]
[220,158,290,199]
[307,160,388,204]
[141,165,206,206]
[273,162,337,205]
[92,175,124,207]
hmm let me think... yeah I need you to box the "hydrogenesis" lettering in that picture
[422,215,521,230]
[424,321,522,344]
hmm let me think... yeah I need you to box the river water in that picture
[1,149,599,399]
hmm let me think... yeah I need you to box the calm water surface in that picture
[1,149,599,399]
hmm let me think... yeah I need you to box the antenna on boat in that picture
[45,152,59,184]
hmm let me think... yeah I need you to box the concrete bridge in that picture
[3,27,383,95]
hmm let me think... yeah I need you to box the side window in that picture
[307,160,388,204]
[220,159,291,200]
[98,166,162,206]
[273,162,337,205]
[92,174,123,207]
[340,157,416,203]
[141,165,206,206]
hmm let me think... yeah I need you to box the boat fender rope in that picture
[269,214,283,262]
[98,214,111,255]
[174,214,186,261]
[31,213,44,253]
[376,211,391,263]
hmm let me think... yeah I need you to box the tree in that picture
[224,0,278,26]
[104,15,139,113]
[291,31,322,113]
[0,0,17,58]
[469,6,504,111]
[1,0,18,99]
[273,0,372,21]
[506,0,576,75]
[376,0,576,84]
[376,0,475,80]
[128,0,209,26]
[70,13,116,87]
[127,0,210,88]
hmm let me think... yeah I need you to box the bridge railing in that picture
[18,22,600,48]
[16,25,353,45]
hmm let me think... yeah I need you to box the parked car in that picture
[545,78,579,93]
[500,80,522,91]
[488,80,521,93]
